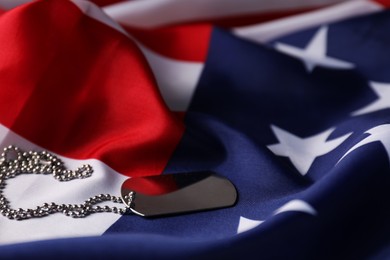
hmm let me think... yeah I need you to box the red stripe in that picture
[374,0,390,7]
[126,23,212,62]
[0,0,184,176]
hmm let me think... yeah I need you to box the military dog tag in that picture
[121,172,237,217]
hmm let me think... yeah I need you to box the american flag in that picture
[0,0,390,258]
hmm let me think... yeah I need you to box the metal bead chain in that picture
[0,145,130,220]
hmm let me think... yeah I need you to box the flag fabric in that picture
[0,0,390,258]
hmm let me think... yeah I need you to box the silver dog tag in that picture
[121,172,237,217]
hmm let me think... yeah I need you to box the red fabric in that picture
[374,0,390,7]
[0,0,184,176]
[126,24,212,62]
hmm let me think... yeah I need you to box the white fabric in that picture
[141,47,203,111]
[0,0,31,10]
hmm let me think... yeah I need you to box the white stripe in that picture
[72,0,203,111]
[141,47,203,111]
[0,0,31,10]
[104,0,347,29]
[0,124,128,245]
[233,0,383,43]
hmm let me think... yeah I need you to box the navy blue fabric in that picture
[3,10,390,259]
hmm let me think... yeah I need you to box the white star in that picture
[267,125,351,175]
[237,200,317,234]
[273,199,317,216]
[237,217,264,234]
[352,82,390,116]
[339,124,390,163]
[275,26,355,72]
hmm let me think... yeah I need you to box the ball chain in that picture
[0,145,131,220]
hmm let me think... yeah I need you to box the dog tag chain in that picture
[0,146,237,220]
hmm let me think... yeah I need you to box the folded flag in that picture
[0,0,390,258]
